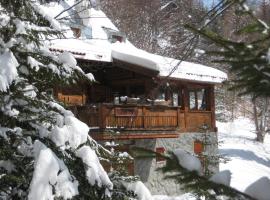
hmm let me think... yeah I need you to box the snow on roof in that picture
[112,42,227,83]
[111,41,159,72]
[157,57,228,84]
[50,38,112,62]
[42,0,227,84]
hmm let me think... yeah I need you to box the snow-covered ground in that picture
[152,117,270,200]
[218,117,270,193]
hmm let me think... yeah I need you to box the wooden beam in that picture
[90,133,179,140]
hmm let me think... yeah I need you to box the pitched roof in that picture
[42,0,227,84]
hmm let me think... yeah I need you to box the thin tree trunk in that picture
[252,98,266,143]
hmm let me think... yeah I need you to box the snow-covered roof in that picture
[111,42,227,83]
[42,0,227,84]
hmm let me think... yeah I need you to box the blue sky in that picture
[203,0,219,8]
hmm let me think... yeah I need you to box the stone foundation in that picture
[133,132,219,196]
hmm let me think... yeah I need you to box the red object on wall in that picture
[194,140,204,154]
[156,147,165,162]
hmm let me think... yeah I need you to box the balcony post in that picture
[99,103,106,130]
[183,86,188,131]
[142,106,146,129]
[209,86,216,131]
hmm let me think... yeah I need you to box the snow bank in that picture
[173,149,202,174]
[0,50,19,92]
[124,181,153,200]
[245,177,270,200]
[76,146,113,189]
[209,170,231,186]
[28,141,78,200]
[218,118,270,193]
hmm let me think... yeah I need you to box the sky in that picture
[203,0,219,8]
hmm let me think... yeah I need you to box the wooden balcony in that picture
[69,103,215,140]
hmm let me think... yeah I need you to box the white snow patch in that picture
[218,118,270,193]
[76,145,113,189]
[209,170,231,186]
[32,2,62,31]
[58,51,77,68]
[111,42,227,83]
[245,177,270,200]
[28,140,78,200]
[0,50,19,91]
[112,42,158,71]
[173,149,202,174]
[124,181,153,200]
[51,115,89,149]
[85,72,95,81]
[27,56,43,71]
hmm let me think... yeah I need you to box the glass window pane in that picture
[172,92,178,106]
[189,91,196,109]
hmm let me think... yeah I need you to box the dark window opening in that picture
[188,88,209,110]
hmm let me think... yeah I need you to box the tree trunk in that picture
[252,98,261,142]
[252,98,267,143]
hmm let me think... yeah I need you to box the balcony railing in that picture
[69,103,214,132]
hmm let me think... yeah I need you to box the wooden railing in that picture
[70,103,214,132]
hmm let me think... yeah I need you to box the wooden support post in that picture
[210,86,216,131]
[142,106,146,129]
[183,86,188,131]
[177,107,180,129]
[99,104,106,130]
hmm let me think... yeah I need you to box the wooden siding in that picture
[58,93,86,106]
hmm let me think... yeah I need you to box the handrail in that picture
[71,103,214,132]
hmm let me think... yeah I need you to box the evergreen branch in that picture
[131,147,255,200]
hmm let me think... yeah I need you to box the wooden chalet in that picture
[44,1,227,192]
[48,2,227,141]
[53,56,224,140]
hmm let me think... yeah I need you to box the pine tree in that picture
[187,0,270,98]
[0,0,129,199]
[185,0,270,141]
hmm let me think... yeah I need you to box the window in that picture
[188,88,209,110]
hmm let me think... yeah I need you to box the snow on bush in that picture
[173,149,202,174]
[76,146,113,189]
[28,140,78,200]
[51,114,89,149]
[0,50,19,92]
[209,170,231,186]
[0,160,15,173]
[58,51,77,68]
[245,177,270,200]
[123,181,153,200]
